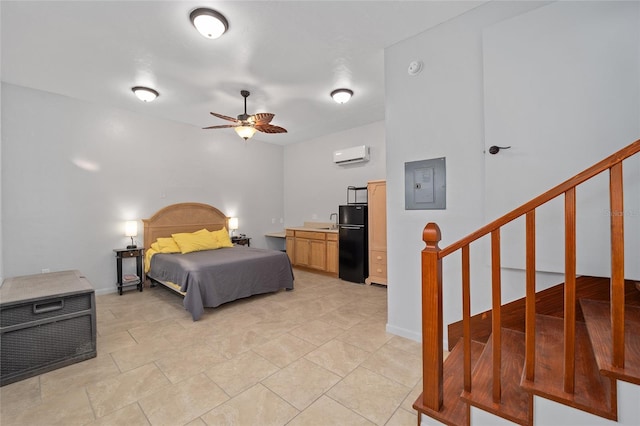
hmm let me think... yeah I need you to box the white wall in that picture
[283,120,385,227]
[385,1,555,342]
[1,83,285,294]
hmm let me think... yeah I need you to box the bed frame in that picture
[143,202,229,250]
[143,202,229,295]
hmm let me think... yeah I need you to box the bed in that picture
[143,202,294,320]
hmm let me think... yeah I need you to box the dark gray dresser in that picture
[0,270,97,386]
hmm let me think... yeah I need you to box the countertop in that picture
[285,221,338,234]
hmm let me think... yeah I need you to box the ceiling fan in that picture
[203,90,287,140]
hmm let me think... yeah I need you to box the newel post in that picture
[421,222,443,411]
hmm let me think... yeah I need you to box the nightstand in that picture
[231,236,251,247]
[113,248,144,295]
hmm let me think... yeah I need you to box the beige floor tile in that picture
[201,383,298,426]
[361,343,422,387]
[253,333,317,368]
[262,358,341,410]
[304,339,370,377]
[289,319,344,346]
[86,363,170,418]
[2,387,95,426]
[402,378,423,412]
[97,329,138,355]
[185,418,207,426]
[40,354,120,399]
[109,336,174,372]
[327,367,410,426]
[204,350,279,396]
[335,319,394,352]
[213,328,272,358]
[127,318,186,343]
[287,395,375,426]
[318,305,368,329]
[0,376,41,420]
[386,335,423,356]
[154,342,227,383]
[139,373,229,426]
[85,402,150,425]
[386,407,418,426]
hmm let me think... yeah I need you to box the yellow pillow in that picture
[210,227,234,248]
[171,229,220,254]
[156,237,181,253]
[151,242,160,252]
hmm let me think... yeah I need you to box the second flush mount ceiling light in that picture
[330,88,353,104]
[190,8,229,39]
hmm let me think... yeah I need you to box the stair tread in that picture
[413,339,485,426]
[580,298,640,385]
[461,328,531,425]
[520,314,617,420]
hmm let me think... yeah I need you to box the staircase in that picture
[413,139,640,425]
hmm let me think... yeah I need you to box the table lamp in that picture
[228,217,238,237]
[125,221,138,249]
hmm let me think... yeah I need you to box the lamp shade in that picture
[125,221,138,237]
[228,217,239,231]
[234,126,257,140]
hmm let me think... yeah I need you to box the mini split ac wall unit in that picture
[333,145,370,165]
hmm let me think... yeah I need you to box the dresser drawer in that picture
[295,231,326,240]
[370,263,387,278]
[370,250,387,265]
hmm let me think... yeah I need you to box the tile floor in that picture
[0,269,425,426]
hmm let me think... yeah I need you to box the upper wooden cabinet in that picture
[367,180,387,285]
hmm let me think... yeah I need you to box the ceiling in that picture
[1,1,484,145]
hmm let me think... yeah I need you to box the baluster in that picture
[462,244,471,392]
[564,188,576,394]
[525,210,536,381]
[491,229,502,402]
[421,223,443,411]
[609,162,625,368]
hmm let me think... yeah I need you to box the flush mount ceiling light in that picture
[330,88,353,104]
[131,86,159,102]
[190,8,229,39]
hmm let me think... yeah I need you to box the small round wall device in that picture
[408,60,423,76]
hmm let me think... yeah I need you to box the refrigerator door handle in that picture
[339,225,362,230]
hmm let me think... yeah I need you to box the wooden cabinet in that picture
[286,229,338,275]
[367,180,387,285]
[286,230,295,264]
[326,233,338,274]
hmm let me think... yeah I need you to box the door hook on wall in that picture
[488,145,511,155]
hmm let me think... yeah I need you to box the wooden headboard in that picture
[143,202,229,249]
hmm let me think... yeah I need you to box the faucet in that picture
[329,213,338,229]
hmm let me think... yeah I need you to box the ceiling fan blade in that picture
[209,112,239,123]
[255,124,288,134]
[251,113,274,125]
[202,124,238,129]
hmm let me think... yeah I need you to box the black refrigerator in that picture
[338,205,368,283]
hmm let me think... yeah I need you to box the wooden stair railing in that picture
[414,138,640,423]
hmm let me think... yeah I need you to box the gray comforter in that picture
[147,247,294,320]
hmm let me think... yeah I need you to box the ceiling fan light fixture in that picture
[234,125,257,140]
[190,8,229,39]
[330,88,353,104]
[131,86,159,102]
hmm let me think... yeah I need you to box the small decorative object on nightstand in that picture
[231,235,251,247]
[113,248,144,295]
